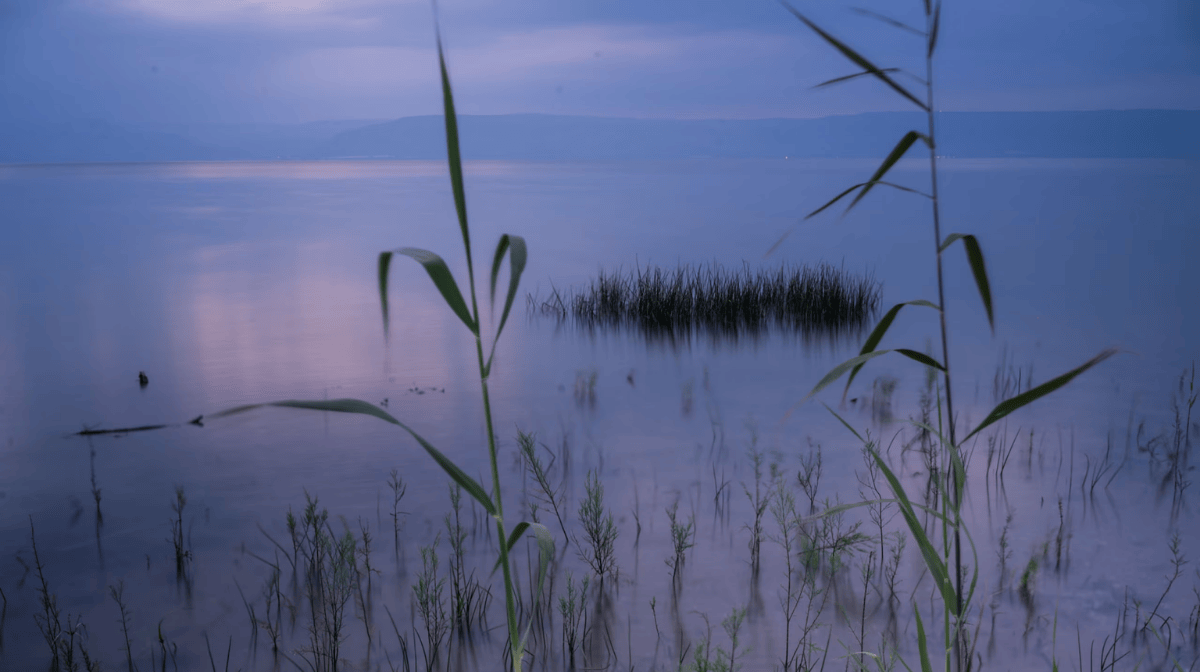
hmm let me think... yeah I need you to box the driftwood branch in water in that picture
[75,416,205,436]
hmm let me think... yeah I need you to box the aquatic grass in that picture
[30,519,98,672]
[576,469,618,581]
[169,486,191,579]
[779,1,1115,669]
[1144,533,1187,633]
[444,484,492,635]
[665,499,695,589]
[518,430,570,548]
[110,581,135,672]
[769,480,830,672]
[741,438,769,572]
[536,261,880,343]
[413,541,449,671]
[387,469,408,552]
[205,21,552,672]
[289,494,359,672]
[557,571,589,667]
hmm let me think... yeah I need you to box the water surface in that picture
[0,158,1196,670]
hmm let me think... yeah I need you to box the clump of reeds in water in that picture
[536,261,881,344]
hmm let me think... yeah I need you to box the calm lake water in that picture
[0,158,1197,671]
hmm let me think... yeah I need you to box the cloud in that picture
[265,24,814,118]
[79,0,394,29]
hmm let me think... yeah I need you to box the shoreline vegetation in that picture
[530,262,881,344]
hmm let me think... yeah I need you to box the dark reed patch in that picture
[533,262,881,344]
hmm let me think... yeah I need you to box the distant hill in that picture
[317,110,1200,160]
[1,110,1196,164]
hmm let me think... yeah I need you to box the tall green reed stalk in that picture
[776,1,1115,669]
[210,24,552,672]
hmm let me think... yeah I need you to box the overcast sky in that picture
[2,0,1198,125]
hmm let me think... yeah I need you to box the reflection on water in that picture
[0,159,1197,671]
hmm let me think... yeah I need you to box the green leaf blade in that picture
[208,398,496,516]
[378,251,394,335]
[805,183,866,220]
[492,235,527,343]
[928,0,942,58]
[851,7,925,37]
[963,348,1119,443]
[940,233,995,332]
[843,299,940,398]
[961,234,994,333]
[393,247,478,335]
[894,348,945,371]
[781,3,928,111]
[436,37,472,270]
[870,447,956,610]
[814,68,901,89]
[846,130,922,213]
[913,603,934,672]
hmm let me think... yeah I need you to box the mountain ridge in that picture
[1,110,1196,164]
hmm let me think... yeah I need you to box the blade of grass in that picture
[962,348,1119,443]
[385,247,478,335]
[852,7,925,36]
[780,2,929,111]
[378,251,394,334]
[939,233,994,332]
[804,180,930,221]
[823,403,866,443]
[796,348,944,411]
[894,348,944,370]
[814,68,902,89]
[209,399,496,516]
[928,0,942,58]
[843,299,940,398]
[845,131,926,213]
[493,522,531,575]
[437,36,473,274]
[486,234,528,374]
[914,603,934,672]
[870,445,957,612]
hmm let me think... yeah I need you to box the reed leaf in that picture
[852,7,925,36]
[908,418,966,505]
[894,348,944,370]
[378,251,394,334]
[940,233,994,333]
[843,299,940,398]
[822,402,865,443]
[498,522,531,570]
[209,399,496,516]
[528,522,554,597]
[814,68,902,89]
[928,0,942,58]
[962,348,1119,443]
[801,350,892,405]
[869,445,957,613]
[846,130,926,212]
[486,234,528,374]
[437,37,473,272]
[800,348,943,408]
[516,522,555,650]
[914,603,933,672]
[804,180,931,221]
[816,403,981,619]
[805,183,865,220]
[384,247,478,335]
[780,2,928,111]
